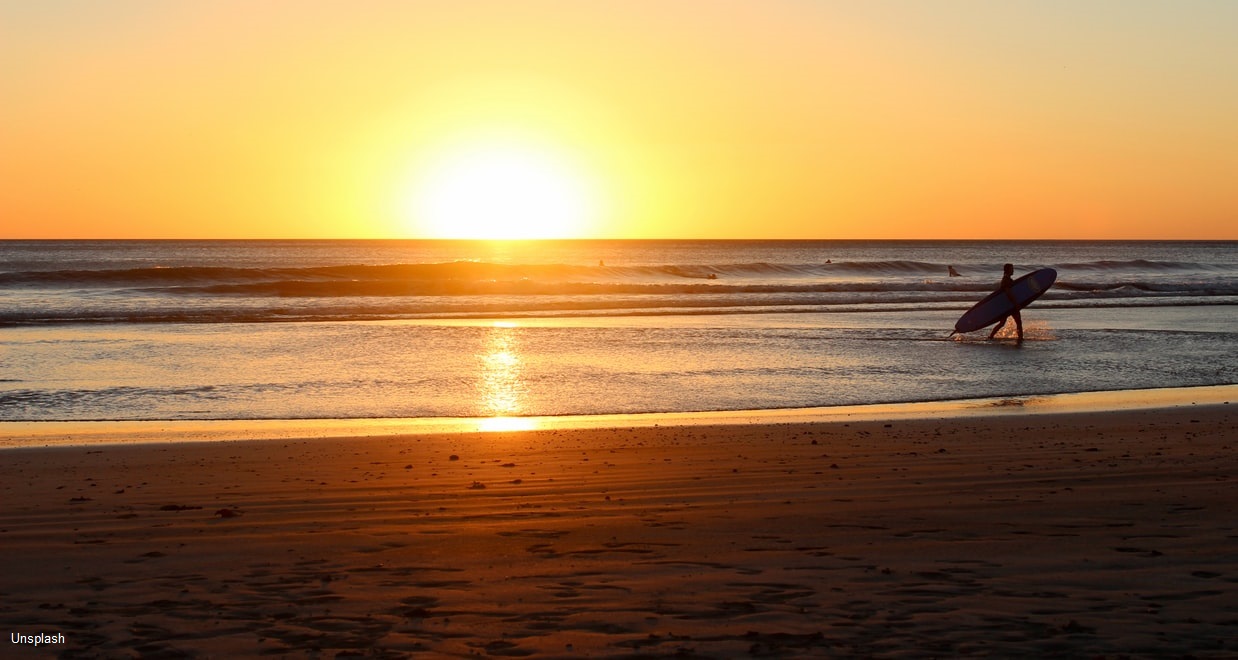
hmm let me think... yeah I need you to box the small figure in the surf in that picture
[948,265,961,277]
[988,263,1023,341]
[706,273,717,280]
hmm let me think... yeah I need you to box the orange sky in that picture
[3,1,1236,239]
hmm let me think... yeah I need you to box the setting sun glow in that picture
[405,141,601,239]
[4,2,1237,239]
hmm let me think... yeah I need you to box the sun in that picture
[405,140,601,239]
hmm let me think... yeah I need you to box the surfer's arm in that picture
[999,277,1016,304]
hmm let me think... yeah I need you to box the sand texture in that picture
[2,405,1236,658]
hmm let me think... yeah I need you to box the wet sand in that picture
[2,404,1236,657]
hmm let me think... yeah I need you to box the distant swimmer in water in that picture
[706,273,717,280]
[988,263,1023,341]
[948,265,961,277]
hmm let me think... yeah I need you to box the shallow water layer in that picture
[3,306,1234,421]
[3,385,1234,448]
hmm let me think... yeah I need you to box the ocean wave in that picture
[158,279,995,297]
[4,291,1236,326]
[143,278,1237,299]
[1054,280,1238,295]
[4,251,1235,325]
[1,260,946,286]
[1054,259,1229,272]
[4,257,1232,289]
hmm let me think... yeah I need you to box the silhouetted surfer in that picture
[948,265,960,277]
[988,263,1023,341]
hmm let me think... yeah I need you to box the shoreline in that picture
[2,383,1234,448]
[1,400,1234,656]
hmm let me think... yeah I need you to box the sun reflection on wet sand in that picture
[477,323,528,418]
[2,385,1233,447]
[476,416,540,432]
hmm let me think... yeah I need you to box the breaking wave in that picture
[3,252,1235,325]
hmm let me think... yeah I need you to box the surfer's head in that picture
[1003,263,1014,275]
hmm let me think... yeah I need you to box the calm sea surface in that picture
[2,240,1235,421]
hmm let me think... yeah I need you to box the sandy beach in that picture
[2,402,1236,658]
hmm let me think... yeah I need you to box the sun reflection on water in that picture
[477,323,528,418]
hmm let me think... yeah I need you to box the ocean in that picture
[2,240,1235,422]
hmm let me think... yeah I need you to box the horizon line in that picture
[3,237,1236,242]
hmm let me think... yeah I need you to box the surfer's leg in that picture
[1013,309,1023,340]
[988,317,1007,340]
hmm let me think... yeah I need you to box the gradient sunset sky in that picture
[4,1,1236,239]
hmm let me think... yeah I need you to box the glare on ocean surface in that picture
[477,324,528,417]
